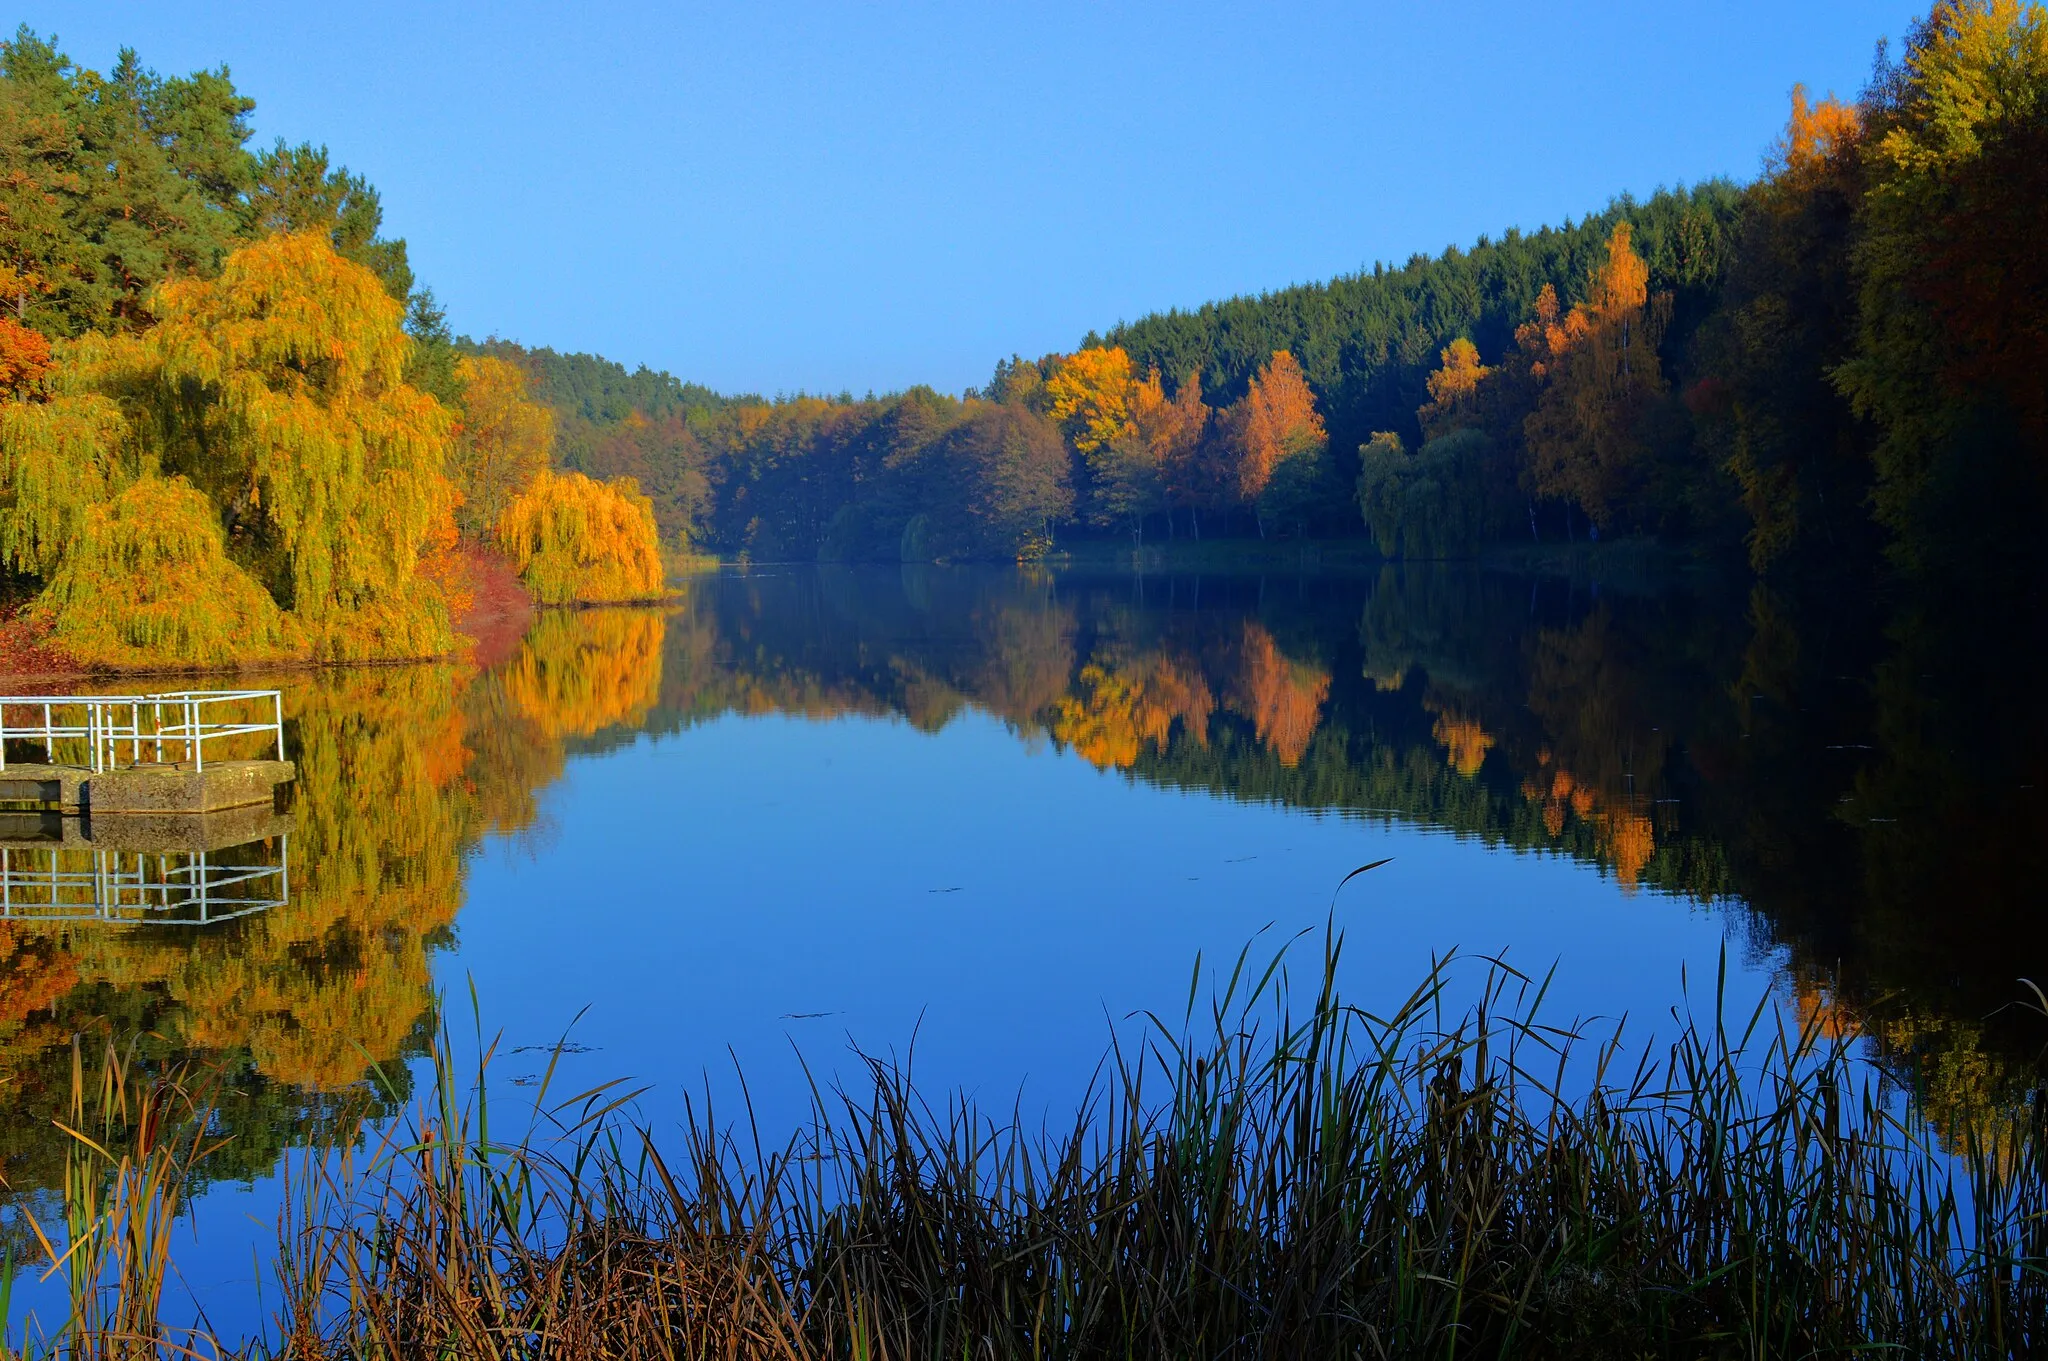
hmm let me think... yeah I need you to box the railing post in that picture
[273,690,285,762]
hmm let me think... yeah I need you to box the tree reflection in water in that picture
[0,562,2039,1225]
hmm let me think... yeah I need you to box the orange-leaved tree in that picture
[1519,224,1671,527]
[1220,350,1327,533]
[1089,366,1198,538]
[1131,367,1212,532]
[495,468,665,605]
[0,316,52,395]
[1772,82,1861,180]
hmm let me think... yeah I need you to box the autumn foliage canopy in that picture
[0,229,663,666]
[495,468,665,606]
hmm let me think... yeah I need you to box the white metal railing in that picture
[0,840,289,926]
[0,690,285,774]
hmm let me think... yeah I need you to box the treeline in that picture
[1120,2,2046,574]
[464,1,2043,576]
[0,28,665,666]
[5,3,2040,600]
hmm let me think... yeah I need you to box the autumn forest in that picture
[495,3,2044,587]
[0,3,2046,1354]
[0,5,2041,671]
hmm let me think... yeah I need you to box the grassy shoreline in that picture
[7,935,2044,1359]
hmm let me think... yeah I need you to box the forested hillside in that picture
[1100,185,1744,512]
[2,1,2042,672]
[459,1,2043,579]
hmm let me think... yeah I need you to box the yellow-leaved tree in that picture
[450,355,555,538]
[145,232,459,659]
[1044,345,1144,533]
[1418,337,1490,440]
[495,468,665,605]
[36,477,300,666]
[0,232,462,665]
[1045,346,1136,457]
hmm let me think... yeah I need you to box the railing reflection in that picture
[0,803,291,926]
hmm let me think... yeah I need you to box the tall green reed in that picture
[3,1039,233,1361]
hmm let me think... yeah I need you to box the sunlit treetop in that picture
[1045,346,1136,456]
[1872,0,2047,175]
[1771,83,1862,177]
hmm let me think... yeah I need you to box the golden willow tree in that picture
[495,468,665,605]
[0,232,460,665]
[445,352,665,605]
[36,478,301,664]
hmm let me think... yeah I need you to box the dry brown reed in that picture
[10,934,2048,1359]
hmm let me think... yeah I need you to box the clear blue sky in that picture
[28,1,1915,396]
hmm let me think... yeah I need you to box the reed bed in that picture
[9,933,2047,1359]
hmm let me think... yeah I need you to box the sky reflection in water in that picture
[7,561,2041,1340]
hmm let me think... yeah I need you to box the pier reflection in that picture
[0,804,291,926]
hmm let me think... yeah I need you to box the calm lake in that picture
[3,561,2042,1336]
